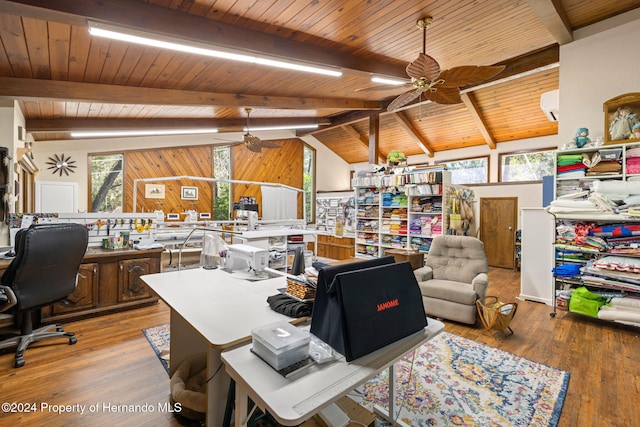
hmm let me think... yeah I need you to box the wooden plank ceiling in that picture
[0,0,638,164]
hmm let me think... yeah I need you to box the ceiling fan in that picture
[364,17,506,111]
[215,108,281,153]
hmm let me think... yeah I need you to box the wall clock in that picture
[46,154,77,176]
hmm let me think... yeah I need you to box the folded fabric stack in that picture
[547,198,602,214]
[409,218,422,235]
[585,160,622,176]
[557,154,587,178]
[598,298,640,326]
[381,192,407,207]
[626,147,640,175]
[431,215,442,235]
[410,237,431,252]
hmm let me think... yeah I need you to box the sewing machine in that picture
[225,244,270,280]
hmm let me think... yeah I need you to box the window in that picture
[499,149,555,182]
[303,144,316,223]
[90,154,123,212]
[213,146,231,220]
[439,157,489,184]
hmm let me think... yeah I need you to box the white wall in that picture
[559,8,640,142]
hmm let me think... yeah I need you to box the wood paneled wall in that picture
[231,138,304,218]
[120,139,306,219]
[123,145,213,216]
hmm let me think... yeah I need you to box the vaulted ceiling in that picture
[0,0,638,164]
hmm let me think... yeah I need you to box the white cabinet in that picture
[519,208,555,305]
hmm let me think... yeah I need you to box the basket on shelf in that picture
[476,296,518,334]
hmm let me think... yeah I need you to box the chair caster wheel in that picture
[69,337,77,345]
[15,358,25,368]
[550,312,556,318]
[56,325,64,332]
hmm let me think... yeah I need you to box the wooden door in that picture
[479,197,517,269]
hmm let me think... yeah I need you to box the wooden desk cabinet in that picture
[317,234,355,260]
[39,248,163,324]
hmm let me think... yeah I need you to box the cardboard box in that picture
[300,396,376,427]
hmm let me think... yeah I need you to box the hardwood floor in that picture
[0,267,638,426]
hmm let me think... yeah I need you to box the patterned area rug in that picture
[359,332,569,427]
[142,326,569,426]
[142,323,170,374]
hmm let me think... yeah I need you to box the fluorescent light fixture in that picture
[371,76,408,85]
[70,128,218,138]
[244,124,319,132]
[88,22,342,77]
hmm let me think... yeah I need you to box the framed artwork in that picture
[145,184,165,199]
[604,93,640,144]
[181,186,198,200]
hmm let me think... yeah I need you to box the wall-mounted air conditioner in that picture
[540,89,559,122]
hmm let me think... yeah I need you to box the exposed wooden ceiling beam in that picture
[525,0,573,44]
[368,114,380,165]
[0,0,407,78]
[390,112,434,157]
[340,124,385,163]
[460,92,496,150]
[26,117,332,133]
[0,77,382,110]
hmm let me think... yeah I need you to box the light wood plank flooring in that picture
[0,267,638,426]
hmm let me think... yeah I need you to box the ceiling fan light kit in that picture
[386,16,505,111]
[212,108,282,152]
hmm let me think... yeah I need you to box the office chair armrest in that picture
[0,285,17,312]
[472,273,489,298]
[413,266,433,282]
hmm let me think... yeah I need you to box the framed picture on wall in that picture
[181,186,198,200]
[145,184,165,199]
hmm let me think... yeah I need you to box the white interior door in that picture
[35,181,78,213]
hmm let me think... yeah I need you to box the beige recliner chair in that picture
[413,235,488,324]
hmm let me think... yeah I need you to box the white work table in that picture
[141,267,300,426]
[222,319,444,426]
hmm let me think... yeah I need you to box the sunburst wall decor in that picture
[46,154,77,176]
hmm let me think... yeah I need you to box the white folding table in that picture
[222,320,444,426]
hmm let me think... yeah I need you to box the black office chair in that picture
[0,223,88,367]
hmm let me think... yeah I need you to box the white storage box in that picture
[251,321,310,370]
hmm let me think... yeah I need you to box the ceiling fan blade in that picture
[438,65,506,88]
[406,53,440,81]
[246,143,262,153]
[387,88,424,111]
[258,140,281,149]
[424,86,462,104]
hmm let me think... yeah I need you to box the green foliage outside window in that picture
[90,154,123,212]
[213,146,231,220]
[500,150,555,182]
[442,157,488,184]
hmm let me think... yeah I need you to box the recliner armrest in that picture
[471,273,489,298]
[413,266,433,282]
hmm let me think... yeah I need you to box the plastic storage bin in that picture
[251,321,310,370]
[599,148,622,160]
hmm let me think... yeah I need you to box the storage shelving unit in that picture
[546,143,640,325]
[352,169,450,258]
